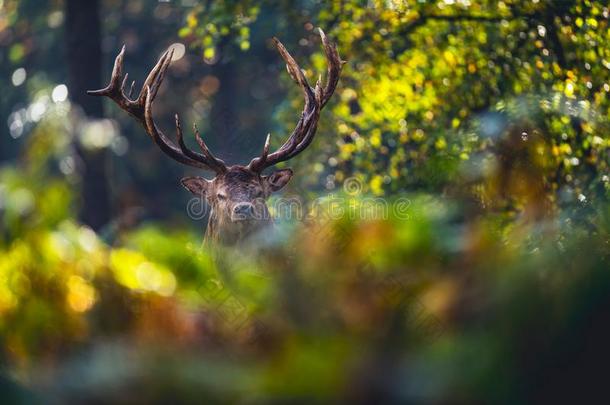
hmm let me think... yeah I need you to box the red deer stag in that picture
[88,29,343,245]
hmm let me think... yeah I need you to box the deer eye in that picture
[217,193,227,201]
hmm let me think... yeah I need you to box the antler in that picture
[248,28,344,172]
[87,46,227,174]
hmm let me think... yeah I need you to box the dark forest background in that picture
[1,1,609,403]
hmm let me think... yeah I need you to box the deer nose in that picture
[232,202,255,220]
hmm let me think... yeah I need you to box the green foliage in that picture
[2,159,609,401]
[1,0,610,402]
[179,1,260,59]
[317,0,610,202]
[180,0,609,209]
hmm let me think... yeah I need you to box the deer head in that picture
[88,29,343,245]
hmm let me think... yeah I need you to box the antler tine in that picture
[112,45,126,88]
[248,28,343,172]
[87,45,126,100]
[247,37,317,171]
[256,133,271,169]
[175,115,226,173]
[121,73,129,95]
[128,80,136,99]
[318,28,345,107]
[175,114,207,163]
[249,132,273,172]
[138,49,171,103]
[149,48,174,102]
[193,124,228,173]
[88,45,227,173]
[143,87,209,168]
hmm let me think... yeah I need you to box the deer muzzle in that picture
[231,202,256,222]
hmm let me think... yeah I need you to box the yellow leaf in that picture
[187,13,197,28]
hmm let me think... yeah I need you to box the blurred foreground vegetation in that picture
[1,0,610,404]
[2,149,610,403]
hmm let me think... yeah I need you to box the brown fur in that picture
[182,166,293,245]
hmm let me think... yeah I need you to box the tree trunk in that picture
[65,0,111,231]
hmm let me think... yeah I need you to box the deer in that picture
[88,29,343,245]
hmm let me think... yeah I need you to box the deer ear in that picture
[265,168,293,192]
[181,176,212,197]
